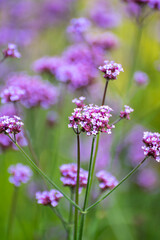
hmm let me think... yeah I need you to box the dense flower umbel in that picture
[96,170,118,191]
[1,86,25,104]
[68,97,114,135]
[35,190,63,207]
[148,0,160,9]
[99,60,124,80]
[2,43,21,59]
[142,132,160,162]
[0,116,23,134]
[120,105,134,120]
[60,164,88,192]
[5,73,58,108]
[8,163,32,187]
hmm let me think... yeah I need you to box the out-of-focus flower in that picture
[1,86,25,104]
[120,105,134,120]
[99,60,124,80]
[33,57,62,75]
[60,163,88,192]
[134,71,149,86]
[68,97,114,135]
[148,0,160,10]
[142,132,160,162]
[87,32,119,51]
[125,2,142,18]
[96,170,118,191]
[46,111,58,127]
[0,115,23,135]
[137,168,158,190]
[2,43,21,59]
[67,17,91,41]
[8,163,32,187]
[5,73,58,108]
[36,189,63,207]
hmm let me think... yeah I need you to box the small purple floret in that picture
[0,115,23,135]
[96,170,118,191]
[35,189,63,207]
[120,105,134,120]
[99,60,124,80]
[3,43,21,59]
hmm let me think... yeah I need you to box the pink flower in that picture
[3,43,21,59]
[134,71,149,86]
[96,170,118,191]
[1,86,25,104]
[72,96,86,108]
[142,132,160,162]
[99,60,124,80]
[0,115,23,135]
[36,189,63,207]
[120,105,134,120]
[8,163,32,187]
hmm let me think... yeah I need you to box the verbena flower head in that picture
[148,0,160,9]
[68,97,114,135]
[1,86,25,104]
[0,115,23,134]
[99,60,124,80]
[96,170,118,191]
[8,163,32,187]
[35,189,63,207]
[142,132,160,162]
[60,163,88,192]
[72,96,86,108]
[137,168,158,190]
[3,43,21,59]
[134,71,149,86]
[5,73,58,108]
[67,17,91,34]
[120,105,134,120]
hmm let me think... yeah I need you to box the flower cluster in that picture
[33,57,62,75]
[99,60,124,80]
[137,168,158,190]
[142,132,160,162]
[0,115,23,135]
[67,17,91,41]
[60,164,88,192]
[8,163,32,187]
[134,71,149,86]
[2,43,21,59]
[120,105,134,120]
[148,0,160,10]
[96,170,118,191]
[68,98,114,135]
[3,73,58,108]
[1,86,25,104]
[72,96,86,108]
[35,189,63,207]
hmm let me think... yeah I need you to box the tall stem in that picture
[74,133,81,240]
[102,80,109,105]
[86,157,148,212]
[7,135,82,212]
[67,189,74,240]
[79,136,96,240]
[6,187,18,240]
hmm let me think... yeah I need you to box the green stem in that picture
[7,135,82,212]
[6,186,18,240]
[79,136,96,240]
[74,133,81,240]
[52,207,68,231]
[86,157,148,212]
[102,80,109,105]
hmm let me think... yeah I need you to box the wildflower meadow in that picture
[0,0,160,240]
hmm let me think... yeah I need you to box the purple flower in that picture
[46,111,58,127]
[1,86,25,104]
[2,43,21,59]
[72,96,86,108]
[8,163,32,187]
[36,189,63,207]
[148,0,160,9]
[0,115,23,135]
[120,105,134,120]
[125,2,142,18]
[67,17,91,41]
[134,71,149,86]
[142,131,160,162]
[96,170,118,191]
[137,168,158,190]
[99,60,124,80]
[68,98,114,135]
[6,73,58,108]
[60,163,88,192]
